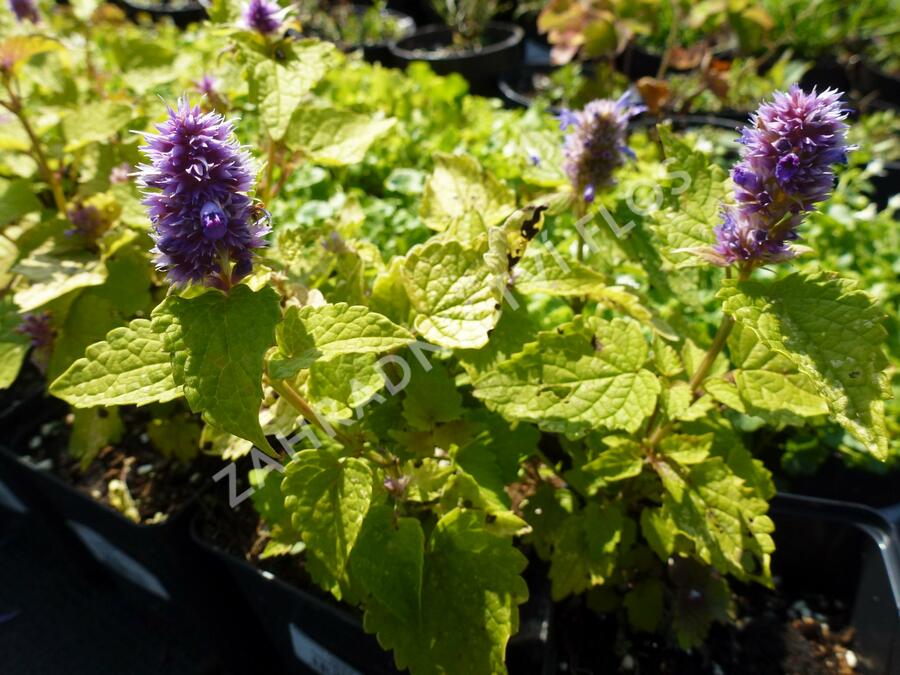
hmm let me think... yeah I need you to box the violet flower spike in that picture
[709,86,851,266]
[16,311,53,373]
[560,91,644,203]
[8,0,40,23]
[136,97,269,288]
[193,74,220,99]
[240,0,286,36]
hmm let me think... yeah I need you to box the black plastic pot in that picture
[192,505,557,675]
[353,7,416,66]
[771,494,900,674]
[0,415,208,605]
[498,63,559,111]
[193,511,399,675]
[109,0,207,28]
[389,22,525,97]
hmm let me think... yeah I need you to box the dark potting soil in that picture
[22,408,212,523]
[195,490,320,593]
[555,582,857,674]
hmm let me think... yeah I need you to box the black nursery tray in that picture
[0,408,209,607]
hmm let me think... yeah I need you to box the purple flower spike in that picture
[561,91,644,203]
[137,97,269,288]
[241,0,285,35]
[193,74,220,98]
[9,0,40,23]
[65,202,108,241]
[16,311,53,373]
[709,86,850,266]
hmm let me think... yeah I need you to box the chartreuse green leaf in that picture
[650,124,728,267]
[548,502,625,600]
[402,239,503,350]
[13,251,107,312]
[69,407,124,470]
[0,36,64,74]
[282,449,374,585]
[0,179,42,226]
[308,351,385,416]
[284,107,396,166]
[420,153,515,233]
[0,298,29,389]
[719,322,829,425]
[269,303,414,379]
[249,468,304,558]
[401,361,463,430]
[252,41,338,140]
[474,316,660,437]
[651,455,773,583]
[62,101,133,151]
[362,508,528,675]
[350,504,424,622]
[50,318,182,407]
[152,285,281,455]
[719,272,890,459]
[565,439,644,496]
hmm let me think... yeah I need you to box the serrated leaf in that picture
[726,323,829,424]
[270,303,414,379]
[549,503,624,600]
[50,318,182,407]
[252,42,337,141]
[284,107,396,166]
[420,153,515,233]
[62,102,133,151]
[402,239,502,350]
[654,456,773,582]
[152,285,280,454]
[13,252,108,312]
[308,351,385,415]
[650,125,728,267]
[512,247,609,296]
[565,440,644,496]
[653,335,684,377]
[659,433,712,465]
[473,316,660,437]
[351,504,424,622]
[282,449,374,582]
[363,508,528,675]
[719,272,890,459]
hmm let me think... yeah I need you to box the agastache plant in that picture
[561,92,644,203]
[136,97,269,289]
[707,86,850,266]
[45,56,891,672]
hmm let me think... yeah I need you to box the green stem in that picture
[1,79,67,215]
[266,376,357,448]
[644,264,751,450]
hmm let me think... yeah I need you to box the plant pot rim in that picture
[389,22,525,63]
[314,5,416,49]
[0,442,204,530]
[189,510,361,621]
